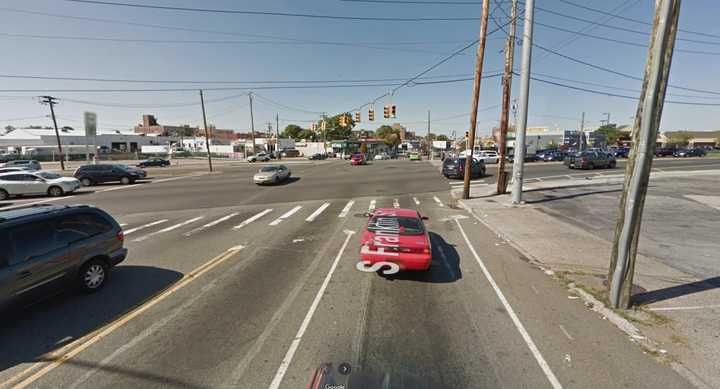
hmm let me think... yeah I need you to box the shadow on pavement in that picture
[633,276,720,306]
[0,265,182,375]
[380,232,462,283]
[524,188,622,204]
[522,182,624,193]
[270,176,301,186]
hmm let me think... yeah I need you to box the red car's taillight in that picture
[117,230,124,243]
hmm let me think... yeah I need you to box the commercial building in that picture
[133,114,237,142]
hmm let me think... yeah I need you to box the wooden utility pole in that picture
[199,90,213,172]
[579,112,586,152]
[276,113,281,160]
[462,0,490,200]
[249,92,256,156]
[427,110,432,160]
[39,96,65,171]
[608,0,680,309]
[496,0,517,195]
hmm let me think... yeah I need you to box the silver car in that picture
[253,165,291,185]
[0,159,41,170]
[0,170,81,200]
[247,153,271,163]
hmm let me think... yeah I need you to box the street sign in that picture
[84,112,97,137]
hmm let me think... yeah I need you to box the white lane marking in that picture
[433,195,445,207]
[133,216,204,242]
[530,284,540,295]
[268,230,356,389]
[233,209,273,230]
[338,200,354,218]
[305,203,330,222]
[559,324,574,341]
[413,197,420,205]
[393,198,400,208]
[454,218,563,389]
[368,199,376,212]
[123,219,168,235]
[0,196,67,210]
[98,184,141,192]
[183,212,240,236]
[269,205,302,226]
[119,223,127,227]
[151,175,193,183]
[648,304,720,311]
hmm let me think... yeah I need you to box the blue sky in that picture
[1,0,720,136]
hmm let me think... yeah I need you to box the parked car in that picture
[0,204,127,308]
[374,153,389,160]
[542,151,566,162]
[564,151,616,169]
[0,167,30,174]
[247,153,271,163]
[442,157,485,179]
[136,158,170,168]
[673,148,706,157]
[612,148,630,158]
[478,151,499,164]
[253,165,291,185]
[73,164,147,186]
[281,149,301,158]
[307,153,327,160]
[507,154,540,163]
[0,160,41,170]
[350,153,367,165]
[0,154,18,163]
[0,171,81,200]
[409,153,421,161]
[655,148,675,157]
[359,208,431,272]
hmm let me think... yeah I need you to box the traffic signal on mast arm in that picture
[368,109,375,121]
[339,114,347,127]
[391,105,397,118]
[383,105,390,119]
[355,111,361,123]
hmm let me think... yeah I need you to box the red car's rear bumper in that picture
[360,252,431,271]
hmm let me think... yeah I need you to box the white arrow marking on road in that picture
[123,219,168,235]
[368,199,376,212]
[393,198,400,208]
[433,196,445,207]
[183,212,240,236]
[269,205,302,226]
[338,200,355,218]
[269,230,356,389]
[233,209,273,230]
[305,203,330,222]
[413,197,420,205]
[133,216,204,242]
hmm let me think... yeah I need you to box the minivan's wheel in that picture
[80,177,93,187]
[609,161,616,168]
[78,259,109,292]
[120,176,132,185]
[47,186,64,197]
[0,189,8,200]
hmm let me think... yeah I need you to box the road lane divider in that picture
[268,230,356,389]
[338,200,355,218]
[183,212,240,236]
[393,198,400,208]
[453,218,563,389]
[123,219,168,235]
[368,199,376,212]
[233,209,273,230]
[269,206,302,226]
[2,245,247,389]
[132,216,204,242]
[413,197,420,205]
[305,203,330,222]
[433,196,445,207]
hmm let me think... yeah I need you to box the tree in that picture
[594,124,629,146]
[297,129,317,141]
[359,143,368,154]
[375,125,401,147]
[315,113,355,141]
[665,131,694,147]
[546,140,558,150]
[282,124,303,139]
[436,134,449,141]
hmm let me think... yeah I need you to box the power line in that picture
[0,115,49,122]
[60,93,249,108]
[252,93,324,115]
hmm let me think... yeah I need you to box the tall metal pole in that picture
[609,0,680,309]
[510,0,535,204]
[427,110,432,160]
[462,0,490,200]
[276,113,281,160]
[496,0,517,195]
[199,90,213,172]
[579,112,586,152]
[249,92,256,156]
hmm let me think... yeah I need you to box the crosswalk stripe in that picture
[183,212,240,236]
[133,217,204,242]
[233,209,273,230]
[393,198,400,208]
[433,196,445,207]
[338,200,355,218]
[306,203,330,222]
[413,197,420,205]
[124,219,168,235]
[269,206,303,226]
[368,199,376,212]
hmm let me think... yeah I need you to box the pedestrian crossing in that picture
[118,195,449,244]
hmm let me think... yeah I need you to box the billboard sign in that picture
[84,112,97,137]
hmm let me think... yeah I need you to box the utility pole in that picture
[496,0,517,195]
[462,0,490,200]
[510,0,536,204]
[579,112,586,152]
[608,0,680,309]
[427,110,432,160]
[601,112,611,127]
[199,90,213,172]
[249,92,256,156]
[39,96,65,171]
[276,113,281,160]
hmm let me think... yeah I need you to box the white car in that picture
[0,170,81,200]
[247,153,271,163]
[478,151,499,164]
[374,153,389,160]
[253,165,291,185]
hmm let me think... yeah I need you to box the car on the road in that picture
[136,158,171,168]
[281,149,301,158]
[307,153,327,160]
[673,148,706,157]
[409,152,421,161]
[655,148,675,157]
[507,154,540,163]
[612,147,630,158]
[73,164,147,186]
[442,157,485,179]
[0,204,127,307]
[478,150,499,164]
[0,167,31,174]
[0,171,81,200]
[253,165,291,185]
[247,153,271,163]
[359,208,431,272]
[564,150,616,169]
[0,159,41,170]
[542,151,566,162]
[374,153,389,160]
[350,153,367,165]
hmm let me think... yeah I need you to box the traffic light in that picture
[321,120,327,131]
[311,122,317,131]
[355,111,361,123]
[368,109,375,121]
[339,114,346,127]
[383,105,390,119]
[465,131,469,139]
[391,105,397,118]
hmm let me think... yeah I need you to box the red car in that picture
[359,208,432,271]
[350,153,366,165]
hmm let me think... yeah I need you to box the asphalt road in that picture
[0,159,696,389]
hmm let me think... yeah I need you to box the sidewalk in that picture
[456,171,720,389]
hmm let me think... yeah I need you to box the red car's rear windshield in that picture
[367,216,424,235]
